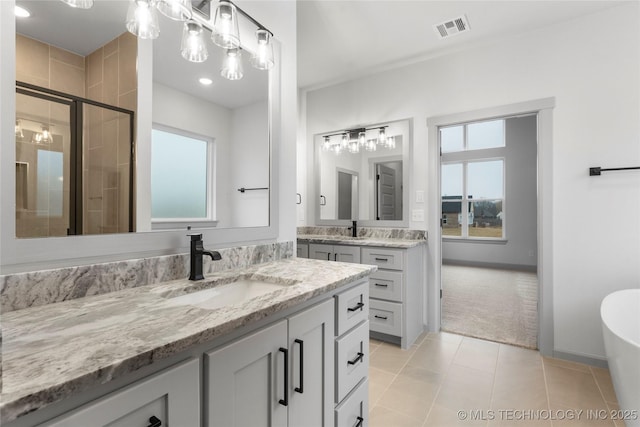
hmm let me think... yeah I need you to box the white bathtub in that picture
[601,289,640,427]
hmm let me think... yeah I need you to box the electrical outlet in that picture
[412,209,424,222]
[416,190,424,203]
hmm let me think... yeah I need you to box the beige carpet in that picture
[441,264,538,349]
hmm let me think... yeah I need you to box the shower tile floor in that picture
[368,332,621,427]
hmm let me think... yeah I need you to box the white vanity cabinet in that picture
[206,299,335,427]
[296,242,309,258]
[362,246,424,349]
[309,243,361,263]
[40,358,200,427]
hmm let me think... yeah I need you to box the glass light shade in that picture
[358,131,366,146]
[212,1,240,49]
[221,48,243,80]
[341,133,349,148]
[348,141,359,154]
[156,0,192,21]
[378,127,386,145]
[41,126,53,144]
[126,0,160,40]
[250,29,274,70]
[333,144,342,155]
[365,139,377,152]
[60,0,94,9]
[322,136,331,151]
[181,21,208,62]
[15,120,24,138]
[387,136,396,149]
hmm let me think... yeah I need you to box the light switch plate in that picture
[412,209,424,222]
[416,190,424,203]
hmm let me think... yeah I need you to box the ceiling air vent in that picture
[434,15,470,39]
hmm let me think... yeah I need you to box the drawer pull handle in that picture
[279,347,289,406]
[374,257,388,262]
[347,352,364,365]
[374,315,388,320]
[347,302,365,312]
[354,416,364,427]
[295,339,304,394]
[374,283,388,288]
[148,416,162,427]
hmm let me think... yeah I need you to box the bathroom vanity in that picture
[0,258,375,427]
[298,231,426,349]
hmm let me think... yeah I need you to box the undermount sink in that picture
[164,279,291,311]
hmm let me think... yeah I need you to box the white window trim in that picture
[150,123,217,230]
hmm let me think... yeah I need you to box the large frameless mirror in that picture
[14,0,271,238]
[315,119,411,227]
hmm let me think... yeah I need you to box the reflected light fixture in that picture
[60,0,93,9]
[321,126,394,156]
[156,0,192,21]
[60,0,275,81]
[15,5,31,17]
[220,48,243,80]
[126,0,160,40]
[181,21,208,62]
[212,1,240,49]
[15,120,24,138]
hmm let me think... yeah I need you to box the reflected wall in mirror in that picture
[14,0,271,238]
[316,119,410,225]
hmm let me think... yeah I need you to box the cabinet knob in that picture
[147,416,162,427]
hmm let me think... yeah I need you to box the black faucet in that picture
[349,220,358,238]
[188,234,222,281]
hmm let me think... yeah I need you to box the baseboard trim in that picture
[443,259,537,273]
[552,350,609,369]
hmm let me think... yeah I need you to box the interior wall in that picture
[442,115,538,268]
[300,3,640,360]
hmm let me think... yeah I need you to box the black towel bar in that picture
[589,166,640,176]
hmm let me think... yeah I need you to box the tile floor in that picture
[368,332,622,427]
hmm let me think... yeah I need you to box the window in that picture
[151,126,216,227]
[441,119,505,153]
[440,119,505,240]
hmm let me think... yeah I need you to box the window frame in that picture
[440,118,505,153]
[150,123,217,230]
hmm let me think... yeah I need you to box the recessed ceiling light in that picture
[15,5,31,18]
[199,77,213,86]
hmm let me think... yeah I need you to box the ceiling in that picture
[297,0,628,90]
[15,0,267,109]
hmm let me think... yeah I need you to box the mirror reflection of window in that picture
[151,127,215,225]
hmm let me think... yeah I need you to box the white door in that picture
[376,164,397,220]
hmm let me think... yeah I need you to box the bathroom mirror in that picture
[14,0,270,238]
[315,119,410,227]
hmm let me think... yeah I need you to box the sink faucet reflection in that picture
[348,220,358,238]
[188,234,222,281]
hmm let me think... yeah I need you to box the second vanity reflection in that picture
[14,0,271,237]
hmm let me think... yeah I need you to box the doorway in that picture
[426,98,556,356]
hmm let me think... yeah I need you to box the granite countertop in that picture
[0,258,376,424]
[297,234,427,248]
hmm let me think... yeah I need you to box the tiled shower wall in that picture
[84,32,137,234]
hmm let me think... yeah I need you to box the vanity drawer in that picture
[335,282,369,337]
[335,320,369,403]
[370,299,403,337]
[361,247,403,271]
[369,270,403,302]
[335,378,368,427]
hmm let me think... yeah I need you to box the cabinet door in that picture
[334,245,360,264]
[288,299,335,427]
[297,243,309,258]
[206,320,288,427]
[309,243,334,261]
[42,358,200,427]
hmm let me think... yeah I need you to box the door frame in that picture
[426,97,555,356]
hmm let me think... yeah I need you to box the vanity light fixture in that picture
[60,0,93,9]
[250,29,274,70]
[126,0,160,40]
[15,5,31,18]
[156,0,192,21]
[212,1,240,49]
[181,20,208,62]
[31,125,53,145]
[322,126,395,156]
[220,48,243,80]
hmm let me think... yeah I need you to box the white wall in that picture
[300,3,640,360]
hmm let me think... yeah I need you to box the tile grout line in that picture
[540,355,554,427]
